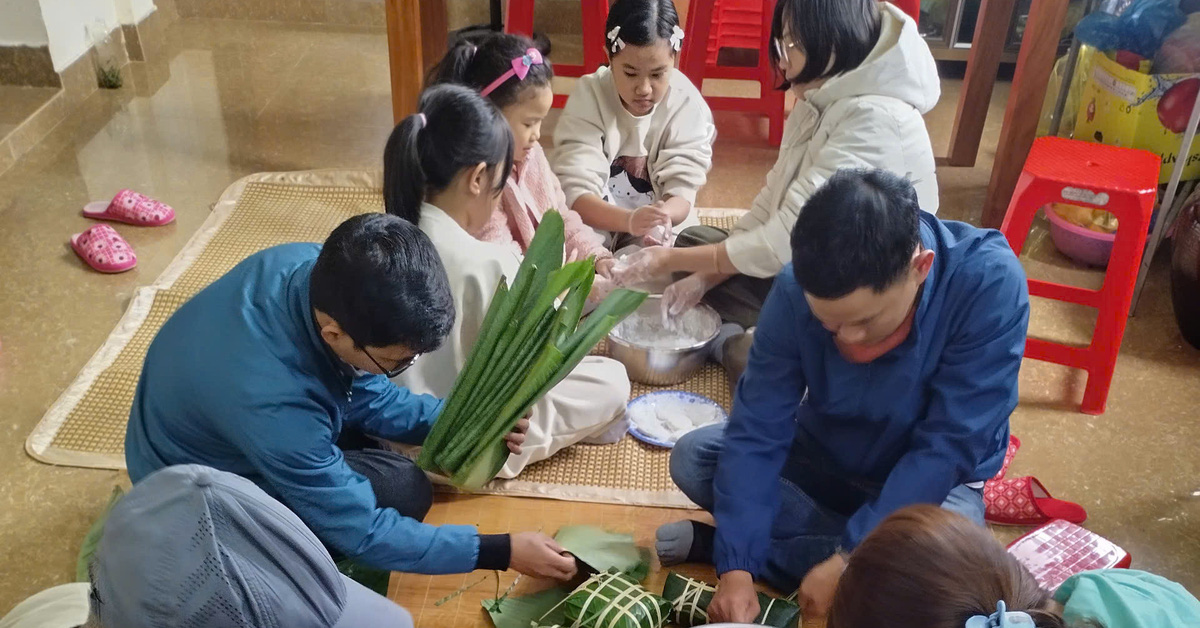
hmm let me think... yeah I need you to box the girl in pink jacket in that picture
[428,33,617,298]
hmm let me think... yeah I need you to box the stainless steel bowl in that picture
[607,296,721,386]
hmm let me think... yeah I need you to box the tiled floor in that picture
[0,16,1197,622]
[0,85,60,140]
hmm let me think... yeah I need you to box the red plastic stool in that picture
[1000,137,1160,415]
[505,0,609,108]
[681,0,785,146]
[702,0,764,66]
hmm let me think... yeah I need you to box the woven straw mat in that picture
[29,179,741,508]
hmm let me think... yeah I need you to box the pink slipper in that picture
[83,189,175,226]
[984,476,1087,526]
[71,224,137,273]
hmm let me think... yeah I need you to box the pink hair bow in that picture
[480,48,544,97]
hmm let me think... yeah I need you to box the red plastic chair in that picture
[680,0,785,146]
[891,0,920,23]
[1000,137,1160,415]
[505,0,609,108]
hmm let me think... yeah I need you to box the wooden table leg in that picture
[943,0,1018,167]
[385,0,448,124]
[981,0,1070,227]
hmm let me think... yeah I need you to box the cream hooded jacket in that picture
[726,3,941,278]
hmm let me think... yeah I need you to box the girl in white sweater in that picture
[614,0,941,337]
[386,84,630,480]
[553,0,716,252]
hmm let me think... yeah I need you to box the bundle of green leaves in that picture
[417,211,647,488]
[661,572,801,628]
[564,570,671,628]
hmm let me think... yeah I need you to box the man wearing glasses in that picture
[124,213,576,582]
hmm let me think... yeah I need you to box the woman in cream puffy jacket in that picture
[614,0,941,331]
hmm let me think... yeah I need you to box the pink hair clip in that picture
[480,48,544,97]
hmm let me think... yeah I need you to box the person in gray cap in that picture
[1,464,415,628]
[98,464,413,628]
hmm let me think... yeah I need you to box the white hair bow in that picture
[670,25,685,52]
[607,26,625,53]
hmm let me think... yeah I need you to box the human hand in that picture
[708,571,760,624]
[643,223,672,247]
[797,553,847,617]
[590,273,616,303]
[610,246,672,287]
[661,273,708,324]
[504,416,530,454]
[627,202,671,237]
[595,256,617,278]
[509,532,578,580]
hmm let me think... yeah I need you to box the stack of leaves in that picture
[564,570,671,628]
[417,211,647,488]
[485,525,656,628]
[661,572,802,628]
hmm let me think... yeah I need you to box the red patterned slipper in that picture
[994,434,1022,480]
[984,476,1087,526]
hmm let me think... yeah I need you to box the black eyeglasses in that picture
[360,346,420,378]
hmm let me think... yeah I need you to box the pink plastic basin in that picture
[1044,206,1115,267]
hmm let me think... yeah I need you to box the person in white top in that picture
[386,85,631,479]
[613,0,941,345]
[553,0,716,252]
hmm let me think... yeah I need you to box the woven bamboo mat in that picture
[27,170,743,508]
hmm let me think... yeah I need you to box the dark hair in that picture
[310,213,455,353]
[383,84,513,225]
[769,0,881,86]
[604,0,681,56]
[828,506,1079,628]
[790,169,920,299]
[426,32,554,109]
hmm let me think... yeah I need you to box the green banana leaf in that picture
[420,209,646,489]
[483,585,572,628]
[554,525,650,583]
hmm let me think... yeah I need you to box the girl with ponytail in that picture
[385,84,632,481]
[828,505,1199,628]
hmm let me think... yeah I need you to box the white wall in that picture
[37,0,122,70]
[0,0,50,46]
[113,0,156,25]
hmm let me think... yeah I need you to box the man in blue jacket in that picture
[125,213,576,581]
[656,170,1029,622]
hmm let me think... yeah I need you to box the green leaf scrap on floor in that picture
[483,585,573,628]
[76,486,125,582]
[554,525,651,583]
[418,211,647,488]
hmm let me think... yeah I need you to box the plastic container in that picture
[1045,205,1116,266]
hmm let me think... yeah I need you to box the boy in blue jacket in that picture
[125,213,576,581]
[656,169,1030,622]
